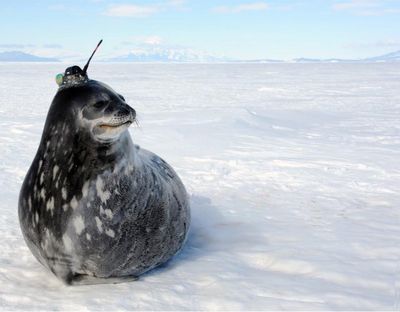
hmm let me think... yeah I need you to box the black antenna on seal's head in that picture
[82,39,103,75]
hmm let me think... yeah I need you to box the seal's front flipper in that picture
[68,274,138,286]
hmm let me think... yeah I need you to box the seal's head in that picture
[53,80,136,143]
[49,40,136,144]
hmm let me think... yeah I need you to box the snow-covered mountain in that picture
[362,50,400,62]
[291,51,400,63]
[233,59,283,63]
[0,51,59,62]
[237,51,400,63]
[106,47,227,63]
[2,48,400,63]
[291,57,358,63]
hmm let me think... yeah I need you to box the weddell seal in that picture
[18,40,190,285]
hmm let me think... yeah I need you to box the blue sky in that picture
[1,0,400,60]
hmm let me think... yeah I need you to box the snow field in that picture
[0,63,400,310]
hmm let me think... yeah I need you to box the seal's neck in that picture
[40,121,136,174]
[90,132,136,165]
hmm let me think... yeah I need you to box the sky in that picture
[0,0,400,60]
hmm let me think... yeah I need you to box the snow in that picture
[1,63,400,310]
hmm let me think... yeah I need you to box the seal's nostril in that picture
[116,104,136,119]
[115,107,130,117]
[127,106,136,117]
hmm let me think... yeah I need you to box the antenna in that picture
[82,39,103,74]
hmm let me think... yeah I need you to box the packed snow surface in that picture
[1,63,400,310]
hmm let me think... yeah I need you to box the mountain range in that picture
[0,49,399,63]
[105,47,225,63]
[235,50,400,63]
[0,51,59,62]
[361,50,400,63]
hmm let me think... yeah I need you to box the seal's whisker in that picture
[133,118,141,129]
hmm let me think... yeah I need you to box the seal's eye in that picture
[118,94,125,101]
[93,100,108,109]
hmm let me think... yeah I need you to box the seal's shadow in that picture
[143,195,226,277]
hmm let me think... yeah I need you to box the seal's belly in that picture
[62,155,189,277]
[19,145,190,281]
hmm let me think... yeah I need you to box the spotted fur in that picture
[18,80,190,285]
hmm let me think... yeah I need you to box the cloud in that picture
[29,46,81,61]
[212,2,269,13]
[104,0,187,18]
[0,43,64,51]
[143,36,163,45]
[167,0,186,6]
[0,43,85,62]
[42,44,63,49]
[0,44,35,49]
[104,4,160,17]
[120,35,164,47]
[333,0,379,10]
[332,0,400,15]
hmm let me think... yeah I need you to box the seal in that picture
[18,41,190,285]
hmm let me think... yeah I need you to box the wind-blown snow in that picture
[0,63,400,310]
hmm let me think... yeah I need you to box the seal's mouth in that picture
[98,120,132,130]
[91,107,136,142]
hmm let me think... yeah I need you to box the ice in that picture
[0,63,400,310]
